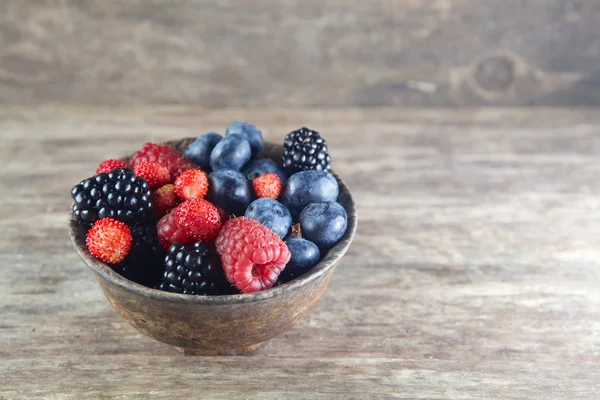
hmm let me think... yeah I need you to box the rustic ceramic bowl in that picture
[68,139,357,355]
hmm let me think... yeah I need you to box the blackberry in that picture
[282,127,331,174]
[158,243,237,295]
[71,168,153,227]
[113,222,165,287]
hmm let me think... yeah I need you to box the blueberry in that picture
[210,133,252,171]
[280,237,320,281]
[242,158,288,184]
[282,170,339,218]
[299,202,347,249]
[207,170,254,215]
[226,121,264,157]
[245,198,292,239]
[184,132,222,170]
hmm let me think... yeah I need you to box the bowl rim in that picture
[68,140,357,305]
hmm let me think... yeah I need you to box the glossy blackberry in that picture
[282,127,331,174]
[71,168,153,226]
[113,222,165,287]
[158,243,237,295]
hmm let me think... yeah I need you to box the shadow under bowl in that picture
[68,140,357,355]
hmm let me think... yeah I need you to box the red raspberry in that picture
[130,142,198,179]
[134,161,171,190]
[96,159,129,175]
[215,217,291,293]
[175,199,222,242]
[86,218,132,264]
[252,173,282,199]
[152,184,181,218]
[174,169,209,201]
[157,211,195,249]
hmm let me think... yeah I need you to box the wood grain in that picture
[2,107,600,399]
[0,1,600,107]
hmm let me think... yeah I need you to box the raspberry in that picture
[86,218,133,264]
[96,159,130,175]
[152,184,180,218]
[130,142,198,179]
[134,161,171,190]
[174,169,209,201]
[175,199,222,242]
[215,217,291,293]
[252,173,282,199]
[157,211,195,250]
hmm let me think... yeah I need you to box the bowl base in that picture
[177,340,269,356]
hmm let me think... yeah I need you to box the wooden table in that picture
[2,107,599,399]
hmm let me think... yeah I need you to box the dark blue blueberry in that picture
[207,170,254,215]
[281,170,339,218]
[245,198,292,239]
[299,202,347,249]
[210,133,252,171]
[242,158,288,183]
[184,132,222,170]
[280,237,320,281]
[226,121,264,157]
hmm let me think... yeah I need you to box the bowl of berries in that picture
[68,123,356,355]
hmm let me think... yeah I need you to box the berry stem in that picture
[290,223,303,238]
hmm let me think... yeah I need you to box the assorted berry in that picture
[252,173,282,199]
[175,199,222,243]
[281,170,339,218]
[299,201,348,249]
[71,122,348,296]
[157,210,195,250]
[96,159,130,175]
[130,142,198,178]
[86,218,133,264]
[216,217,291,293]
[71,168,153,226]
[207,170,254,215]
[226,121,264,157]
[243,158,288,183]
[282,127,331,174]
[183,132,222,170]
[210,134,252,171]
[174,169,209,201]
[245,198,292,239]
[152,184,180,218]
[133,161,171,191]
[281,236,320,281]
[159,243,235,295]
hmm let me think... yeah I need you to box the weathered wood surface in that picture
[1,1,600,107]
[2,107,600,399]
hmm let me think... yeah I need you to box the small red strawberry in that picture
[130,142,198,179]
[96,159,129,175]
[175,199,222,242]
[174,169,209,201]
[215,217,291,293]
[252,173,282,199]
[134,161,171,191]
[152,184,181,218]
[86,218,132,264]
[156,210,195,249]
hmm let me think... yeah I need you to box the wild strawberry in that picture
[152,184,181,218]
[215,217,291,293]
[156,211,195,250]
[252,173,281,199]
[175,199,222,242]
[86,218,132,264]
[134,161,171,190]
[130,142,198,179]
[174,169,209,201]
[96,159,129,175]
